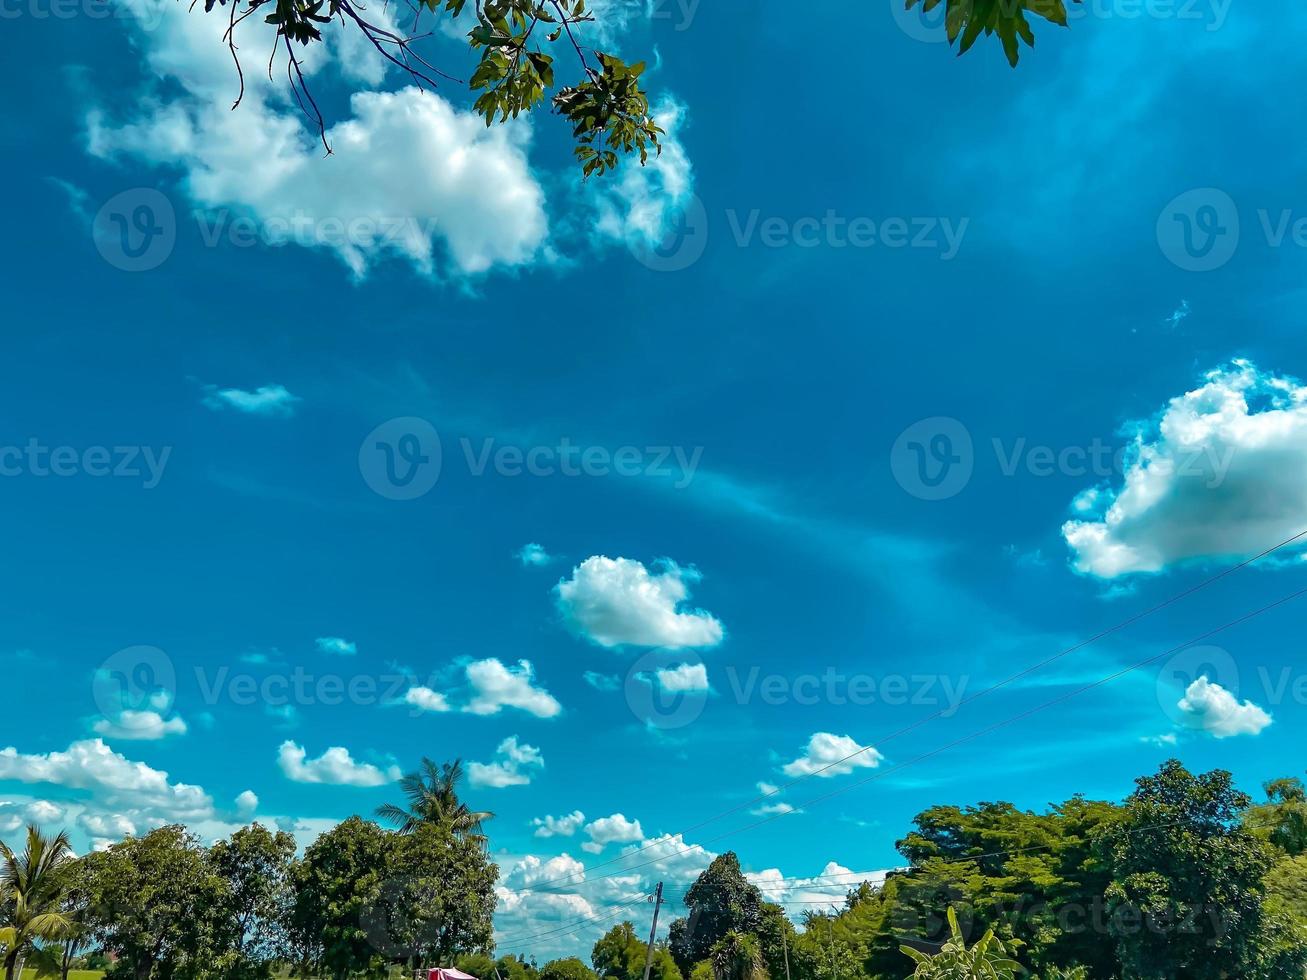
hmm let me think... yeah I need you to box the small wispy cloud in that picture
[202,384,300,418]
[315,636,357,657]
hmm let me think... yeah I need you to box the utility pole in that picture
[641,882,665,980]
[781,926,792,980]
[825,910,839,980]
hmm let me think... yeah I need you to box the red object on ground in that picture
[430,969,479,980]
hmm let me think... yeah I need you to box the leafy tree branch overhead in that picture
[195,0,1074,174]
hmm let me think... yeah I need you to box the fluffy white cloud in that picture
[532,810,586,838]
[0,739,213,818]
[517,543,555,567]
[405,686,452,713]
[315,636,357,656]
[0,800,68,832]
[464,659,562,718]
[88,1,549,279]
[202,384,300,417]
[468,736,544,788]
[655,662,709,693]
[747,862,891,908]
[510,852,587,888]
[781,733,884,779]
[1063,361,1307,577]
[402,658,561,717]
[582,813,645,854]
[79,811,139,839]
[236,790,259,815]
[592,95,695,249]
[556,556,724,649]
[93,709,188,741]
[277,741,400,786]
[1176,678,1272,738]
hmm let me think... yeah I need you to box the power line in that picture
[494,895,653,947]
[515,532,1307,895]
[523,581,1307,894]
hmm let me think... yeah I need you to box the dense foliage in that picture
[4,760,1307,980]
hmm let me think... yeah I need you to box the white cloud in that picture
[88,1,549,279]
[747,862,891,909]
[592,95,695,249]
[0,800,67,832]
[654,662,709,693]
[583,671,621,692]
[79,811,139,839]
[315,636,357,656]
[93,709,188,741]
[1063,360,1307,577]
[202,384,300,417]
[510,852,587,887]
[235,790,259,815]
[401,659,561,717]
[556,556,724,649]
[1176,678,1272,739]
[781,732,884,778]
[582,813,645,853]
[405,686,452,713]
[517,543,555,567]
[277,741,399,786]
[468,736,544,788]
[532,810,586,838]
[0,739,213,819]
[464,659,562,718]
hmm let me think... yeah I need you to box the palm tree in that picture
[0,826,74,980]
[376,758,494,840]
[709,931,765,980]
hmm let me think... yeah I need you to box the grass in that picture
[19,971,105,980]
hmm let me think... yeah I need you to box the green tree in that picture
[381,822,498,967]
[1247,777,1307,857]
[708,932,764,980]
[87,825,230,980]
[377,759,495,842]
[287,817,397,980]
[592,921,680,980]
[668,854,765,973]
[0,826,74,980]
[195,0,663,173]
[1098,761,1278,980]
[899,908,1023,979]
[207,823,298,980]
[904,0,1080,67]
[497,953,541,980]
[539,958,598,980]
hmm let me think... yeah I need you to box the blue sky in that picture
[5,0,1307,960]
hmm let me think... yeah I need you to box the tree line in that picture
[4,759,1307,980]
